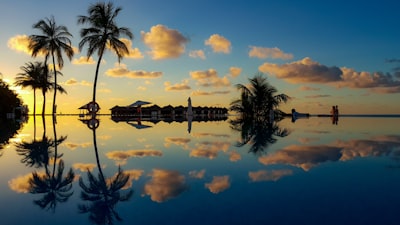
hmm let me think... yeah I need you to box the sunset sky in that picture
[1,0,400,115]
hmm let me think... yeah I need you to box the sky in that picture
[1,0,400,115]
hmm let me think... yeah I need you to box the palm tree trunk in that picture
[33,88,36,116]
[52,53,57,115]
[42,89,46,116]
[92,46,105,104]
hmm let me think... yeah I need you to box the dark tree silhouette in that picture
[77,2,133,108]
[230,73,290,122]
[29,16,74,115]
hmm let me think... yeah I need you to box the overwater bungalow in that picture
[110,103,228,122]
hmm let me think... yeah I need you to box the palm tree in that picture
[77,2,133,109]
[14,62,42,115]
[230,73,290,121]
[29,16,74,115]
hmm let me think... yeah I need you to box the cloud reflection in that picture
[143,169,188,203]
[249,169,293,182]
[259,135,400,171]
[205,175,231,194]
[106,149,163,165]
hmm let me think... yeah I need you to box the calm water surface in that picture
[1,115,400,225]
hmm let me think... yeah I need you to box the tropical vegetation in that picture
[0,78,23,119]
[230,73,290,122]
[77,2,133,109]
[29,16,74,115]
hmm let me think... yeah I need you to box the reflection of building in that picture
[110,104,228,122]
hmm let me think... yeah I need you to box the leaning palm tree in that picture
[230,73,290,121]
[14,62,46,116]
[29,16,74,115]
[77,2,133,110]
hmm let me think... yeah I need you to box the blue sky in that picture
[1,0,400,114]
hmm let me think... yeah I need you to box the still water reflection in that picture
[1,115,400,225]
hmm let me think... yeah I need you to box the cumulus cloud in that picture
[260,57,400,93]
[228,67,242,78]
[141,24,188,60]
[7,34,33,55]
[164,80,191,91]
[249,46,293,60]
[189,50,206,59]
[205,34,231,54]
[64,78,92,86]
[205,175,230,194]
[144,169,188,202]
[249,169,293,182]
[119,38,144,59]
[189,169,206,179]
[72,56,96,65]
[259,57,342,83]
[73,163,96,172]
[190,69,231,87]
[191,90,230,96]
[338,67,400,93]
[106,63,162,79]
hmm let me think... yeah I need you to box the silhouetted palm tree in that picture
[79,123,133,224]
[14,62,44,115]
[77,2,133,107]
[29,16,74,115]
[230,73,290,121]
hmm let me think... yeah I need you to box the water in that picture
[1,115,400,225]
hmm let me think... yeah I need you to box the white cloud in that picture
[141,24,188,60]
[205,34,231,54]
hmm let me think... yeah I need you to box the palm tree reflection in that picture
[16,115,74,211]
[16,116,52,168]
[79,115,133,225]
[230,117,290,155]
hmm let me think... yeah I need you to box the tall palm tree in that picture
[77,2,133,108]
[15,62,52,116]
[29,16,74,115]
[14,62,43,115]
[230,73,290,121]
